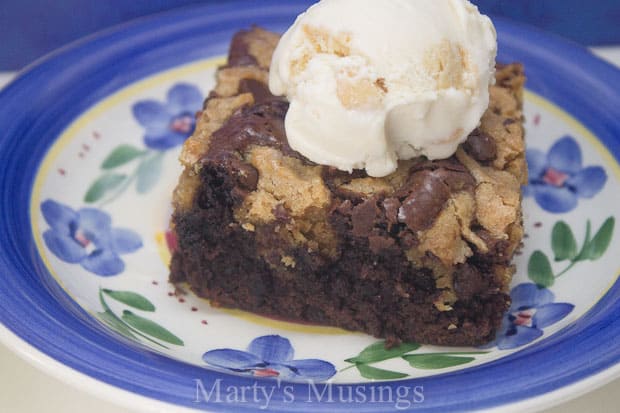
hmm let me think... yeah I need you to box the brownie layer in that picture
[170,28,526,346]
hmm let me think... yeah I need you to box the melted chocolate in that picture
[207,100,299,162]
[227,29,259,67]
[238,78,279,105]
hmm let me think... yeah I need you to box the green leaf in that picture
[101,145,146,169]
[121,310,184,346]
[356,364,408,380]
[84,173,127,203]
[345,341,421,364]
[528,250,554,288]
[97,311,137,341]
[583,217,615,261]
[574,221,593,262]
[103,289,155,312]
[135,152,164,194]
[419,351,489,356]
[551,221,578,261]
[403,354,475,370]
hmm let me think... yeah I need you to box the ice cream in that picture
[269,0,497,177]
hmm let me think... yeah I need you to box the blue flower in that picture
[203,335,336,382]
[484,283,574,350]
[525,136,607,213]
[41,200,142,276]
[132,83,203,150]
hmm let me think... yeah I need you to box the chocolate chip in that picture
[432,167,476,193]
[230,187,250,203]
[463,129,497,162]
[336,199,353,215]
[382,197,401,224]
[400,232,417,249]
[273,204,290,222]
[404,158,475,193]
[453,264,487,300]
[234,162,258,190]
[398,170,450,232]
[368,235,395,254]
[351,198,380,237]
[475,229,511,263]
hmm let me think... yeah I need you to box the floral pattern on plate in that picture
[203,335,337,382]
[525,135,607,213]
[41,200,142,276]
[482,283,573,350]
[83,83,203,205]
[132,83,202,151]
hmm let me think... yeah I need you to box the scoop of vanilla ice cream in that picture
[269,0,497,177]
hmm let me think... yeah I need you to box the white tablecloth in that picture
[1,46,620,412]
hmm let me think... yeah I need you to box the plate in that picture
[1,1,620,412]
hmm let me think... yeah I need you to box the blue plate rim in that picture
[1,1,620,412]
